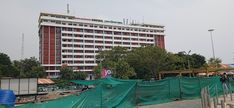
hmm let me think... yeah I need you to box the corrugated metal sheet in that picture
[38,78,54,84]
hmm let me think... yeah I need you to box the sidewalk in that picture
[138,94,234,108]
[138,99,201,108]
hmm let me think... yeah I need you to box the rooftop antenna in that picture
[21,33,24,60]
[67,4,70,14]
[142,16,145,24]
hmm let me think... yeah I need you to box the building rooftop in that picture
[39,12,164,28]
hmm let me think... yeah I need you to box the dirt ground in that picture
[16,90,80,104]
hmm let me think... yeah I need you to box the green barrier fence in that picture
[16,77,229,108]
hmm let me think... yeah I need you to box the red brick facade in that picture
[41,26,56,64]
[155,35,165,49]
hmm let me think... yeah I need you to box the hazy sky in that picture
[0,0,234,64]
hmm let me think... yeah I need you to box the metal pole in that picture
[179,78,182,99]
[183,50,191,70]
[188,50,191,70]
[229,83,232,101]
[215,85,219,104]
[208,29,216,59]
[204,87,208,108]
[221,100,226,108]
[230,105,234,108]
[213,98,217,108]
[201,88,205,108]
[188,59,191,70]
[207,87,211,108]
[223,87,226,102]
[98,48,103,77]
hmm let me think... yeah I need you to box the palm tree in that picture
[208,58,222,68]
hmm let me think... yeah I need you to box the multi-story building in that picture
[38,12,165,78]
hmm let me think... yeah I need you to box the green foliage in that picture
[97,46,201,79]
[127,46,169,79]
[60,66,74,80]
[52,78,70,88]
[94,65,102,78]
[114,60,135,79]
[73,72,88,80]
[0,53,45,78]
[208,57,222,68]
[60,66,88,80]
[174,52,206,70]
[95,46,207,80]
[95,47,135,79]
[0,52,20,77]
[31,66,46,78]
[174,52,187,69]
[96,46,128,63]
[0,53,11,66]
[57,67,87,88]
[190,54,206,68]
[12,57,45,78]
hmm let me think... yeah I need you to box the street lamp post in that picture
[208,29,218,70]
[187,50,191,70]
[183,50,191,70]
[98,47,103,77]
[208,29,216,59]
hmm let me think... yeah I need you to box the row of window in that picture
[60,44,152,54]
[62,60,95,64]
[61,38,154,43]
[61,27,164,33]
[44,66,94,70]
[62,55,94,58]
[62,33,155,38]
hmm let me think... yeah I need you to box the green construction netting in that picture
[71,77,124,85]
[16,76,229,108]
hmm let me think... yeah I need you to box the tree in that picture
[0,53,11,66]
[31,66,46,78]
[175,52,188,69]
[114,60,135,79]
[55,67,88,89]
[160,52,184,71]
[0,52,19,77]
[0,67,2,77]
[174,52,206,70]
[12,57,45,78]
[208,58,222,68]
[73,72,88,80]
[95,47,135,79]
[60,66,74,80]
[190,54,206,68]
[127,46,170,80]
[93,65,102,78]
[96,46,128,63]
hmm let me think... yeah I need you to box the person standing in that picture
[220,73,229,96]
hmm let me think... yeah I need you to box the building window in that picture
[85,61,94,63]
[85,50,94,53]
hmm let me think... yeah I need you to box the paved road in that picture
[138,99,201,108]
[138,93,234,108]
